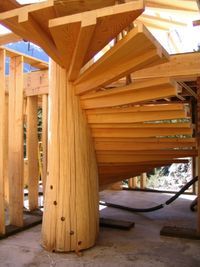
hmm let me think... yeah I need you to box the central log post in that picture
[42,61,99,252]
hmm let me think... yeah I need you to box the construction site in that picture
[0,0,200,266]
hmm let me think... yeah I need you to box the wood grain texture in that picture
[0,49,6,234]
[8,55,24,227]
[27,96,39,211]
[42,61,99,252]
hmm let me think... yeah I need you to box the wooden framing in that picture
[0,49,6,235]
[0,0,199,250]
[27,96,39,211]
[80,78,180,109]
[8,55,24,227]
[75,23,169,95]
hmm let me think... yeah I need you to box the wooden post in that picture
[42,94,48,194]
[140,173,147,189]
[128,177,137,189]
[4,94,9,207]
[42,61,99,252]
[8,56,24,227]
[197,77,200,233]
[0,49,6,234]
[27,96,39,211]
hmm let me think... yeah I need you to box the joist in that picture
[49,1,144,71]
[81,78,180,109]
[75,23,169,95]
[87,109,188,124]
[8,55,24,227]
[27,96,39,211]
[0,49,6,235]
[94,138,196,151]
[92,127,192,138]
[133,52,200,81]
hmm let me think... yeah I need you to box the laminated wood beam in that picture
[0,49,6,235]
[133,52,200,81]
[92,127,192,138]
[8,55,24,227]
[42,94,48,194]
[87,109,188,124]
[81,78,180,109]
[75,23,169,95]
[94,138,196,151]
[49,1,144,70]
[27,96,39,211]
[42,61,99,252]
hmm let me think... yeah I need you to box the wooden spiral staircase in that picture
[0,0,199,252]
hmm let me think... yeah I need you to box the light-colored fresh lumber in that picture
[27,96,39,211]
[87,109,188,124]
[92,126,192,138]
[98,160,186,186]
[42,94,48,195]
[146,0,199,13]
[49,1,144,70]
[137,14,187,31]
[42,60,99,252]
[8,55,24,227]
[81,78,180,109]
[94,138,196,151]
[91,122,191,128]
[140,173,147,189]
[24,70,49,96]
[128,177,137,189]
[0,49,6,235]
[97,150,196,164]
[3,46,48,70]
[133,52,200,81]
[0,32,21,45]
[75,23,169,95]
[86,103,186,114]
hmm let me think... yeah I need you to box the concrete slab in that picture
[0,190,199,267]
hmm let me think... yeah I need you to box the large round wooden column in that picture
[42,61,99,252]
